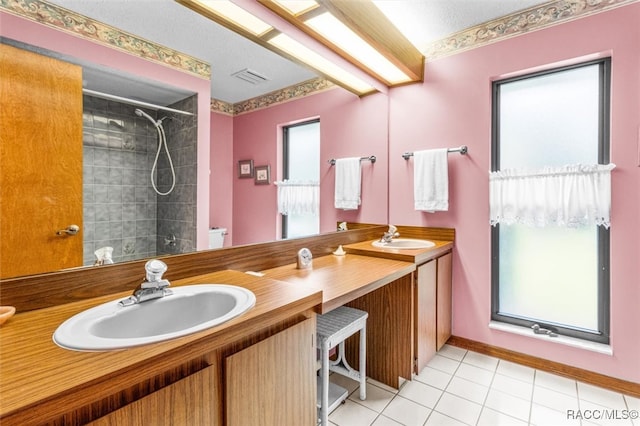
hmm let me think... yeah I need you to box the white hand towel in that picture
[414,149,449,212]
[334,157,361,210]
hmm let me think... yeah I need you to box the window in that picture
[491,58,611,344]
[282,119,320,239]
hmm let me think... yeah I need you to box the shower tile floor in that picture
[326,344,639,426]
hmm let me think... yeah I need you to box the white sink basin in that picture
[53,284,256,351]
[372,238,436,249]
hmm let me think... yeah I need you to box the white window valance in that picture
[275,180,319,215]
[489,163,615,228]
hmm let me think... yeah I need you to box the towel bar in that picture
[402,146,468,160]
[328,155,376,166]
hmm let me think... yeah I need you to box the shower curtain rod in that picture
[82,89,195,116]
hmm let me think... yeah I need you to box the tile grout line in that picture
[424,349,495,426]
[363,379,396,426]
[528,369,537,426]
[329,375,402,425]
[575,379,583,426]
[473,354,498,426]
[429,351,467,424]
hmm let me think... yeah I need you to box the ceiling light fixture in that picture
[193,0,273,36]
[269,33,374,93]
[176,0,422,96]
[304,12,412,85]
[272,0,318,15]
[264,0,424,85]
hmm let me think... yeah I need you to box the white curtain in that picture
[275,180,320,215]
[489,163,615,228]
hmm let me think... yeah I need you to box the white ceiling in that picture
[44,0,549,104]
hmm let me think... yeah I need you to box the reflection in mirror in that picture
[82,94,198,266]
[2,39,197,278]
[281,119,321,239]
[1,42,84,279]
[0,32,201,278]
[0,1,390,280]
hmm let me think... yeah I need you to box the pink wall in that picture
[389,4,640,382]
[231,88,389,245]
[0,12,212,250]
[210,112,234,247]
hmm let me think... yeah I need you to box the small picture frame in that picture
[254,165,271,185]
[238,159,254,178]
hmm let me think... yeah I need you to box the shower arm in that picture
[135,108,160,126]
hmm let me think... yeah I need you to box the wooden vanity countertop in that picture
[262,253,416,314]
[343,239,454,265]
[0,270,322,425]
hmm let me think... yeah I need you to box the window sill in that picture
[488,321,612,355]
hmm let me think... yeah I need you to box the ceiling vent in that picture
[231,68,269,85]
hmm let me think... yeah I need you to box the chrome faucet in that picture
[119,259,172,307]
[380,225,400,243]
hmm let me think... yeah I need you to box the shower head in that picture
[134,108,159,126]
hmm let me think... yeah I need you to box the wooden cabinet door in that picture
[226,318,316,426]
[346,273,414,388]
[0,43,83,278]
[87,365,219,426]
[415,260,436,374]
[436,252,453,350]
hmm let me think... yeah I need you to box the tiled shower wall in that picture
[156,96,198,257]
[82,95,197,265]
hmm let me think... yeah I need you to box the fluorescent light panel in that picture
[269,33,375,94]
[305,12,411,85]
[187,0,381,95]
[199,0,272,36]
[272,0,318,15]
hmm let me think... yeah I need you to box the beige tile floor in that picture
[326,344,640,426]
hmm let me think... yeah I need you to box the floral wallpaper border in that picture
[233,77,335,116]
[423,0,638,60]
[210,77,336,116]
[2,0,635,114]
[210,99,236,116]
[216,0,636,115]
[0,0,211,79]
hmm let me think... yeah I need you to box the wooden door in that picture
[0,43,83,279]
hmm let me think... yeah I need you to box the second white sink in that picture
[372,238,436,249]
[53,284,256,351]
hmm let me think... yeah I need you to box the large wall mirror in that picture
[0,0,390,279]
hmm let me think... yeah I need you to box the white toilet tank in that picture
[208,228,227,249]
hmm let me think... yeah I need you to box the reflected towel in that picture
[334,157,361,210]
[414,149,449,212]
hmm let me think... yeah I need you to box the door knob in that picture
[56,224,80,236]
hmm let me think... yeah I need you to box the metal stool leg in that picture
[359,327,366,400]
[320,341,330,426]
